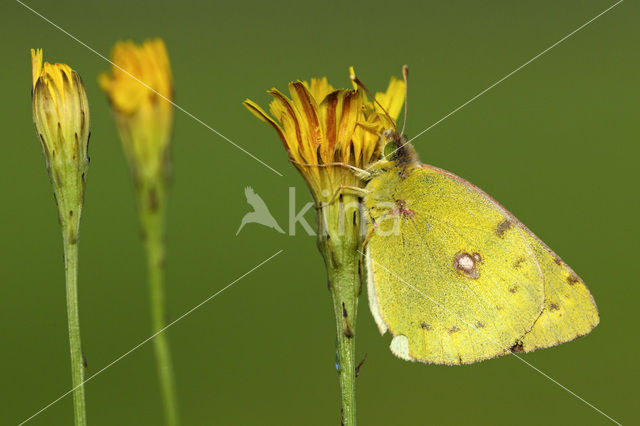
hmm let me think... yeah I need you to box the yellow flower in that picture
[31,48,90,239]
[100,40,180,424]
[245,69,404,425]
[243,68,405,202]
[99,38,173,187]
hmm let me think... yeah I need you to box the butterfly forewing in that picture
[364,164,598,364]
[519,231,599,351]
[365,166,545,364]
[421,165,600,353]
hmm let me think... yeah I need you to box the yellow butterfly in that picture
[361,88,598,365]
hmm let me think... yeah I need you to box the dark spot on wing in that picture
[448,325,459,334]
[554,257,563,266]
[453,252,480,279]
[420,322,431,330]
[393,199,415,219]
[510,342,524,353]
[508,286,518,294]
[567,274,580,285]
[496,220,512,238]
[549,303,560,311]
[476,321,485,328]
[513,257,525,269]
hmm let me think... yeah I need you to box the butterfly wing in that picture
[422,165,599,353]
[518,226,599,351]
[364,164,598,365]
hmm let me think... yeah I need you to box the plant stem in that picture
[141,193,179,426]
[329,259,360,426]
[317,192,364,426]
[63,236,87,426]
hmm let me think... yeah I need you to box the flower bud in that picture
[31,48,90,241]
[99,39,173,193]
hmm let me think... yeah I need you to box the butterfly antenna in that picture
[350,70,397,134]
[400,65,409,139]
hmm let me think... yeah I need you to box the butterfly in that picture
[358,69,599,365]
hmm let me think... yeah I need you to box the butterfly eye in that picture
[383,141,397,159]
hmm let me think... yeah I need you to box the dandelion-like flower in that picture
[244,68,405,426]
[243,67,405,203]
[99,38,173,192]
[31,48,90,426]
[99,38,179,426]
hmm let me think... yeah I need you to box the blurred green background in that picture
[1,0,637,424]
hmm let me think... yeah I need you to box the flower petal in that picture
[267,88,307,164]
[30,48,43,90]
[289,81,324,153]
[319,90,350,162]
[304,77,334,103]
[337,89,360,164]
[375,77,406,121]
[243,99,288,151]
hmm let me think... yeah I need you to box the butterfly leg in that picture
[315,185,370,209]
[291,160,372,180]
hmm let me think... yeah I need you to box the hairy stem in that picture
[63,236,87,426]
[141,199,180,426]
[317,192,364,426]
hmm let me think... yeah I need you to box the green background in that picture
[1,0,637,424]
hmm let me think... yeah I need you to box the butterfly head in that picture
[377,66,420,169]
[381,128,420,169]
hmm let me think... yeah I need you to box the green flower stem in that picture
[317,192,364,426]
[63,234,87,426]
[139,182,179,426]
